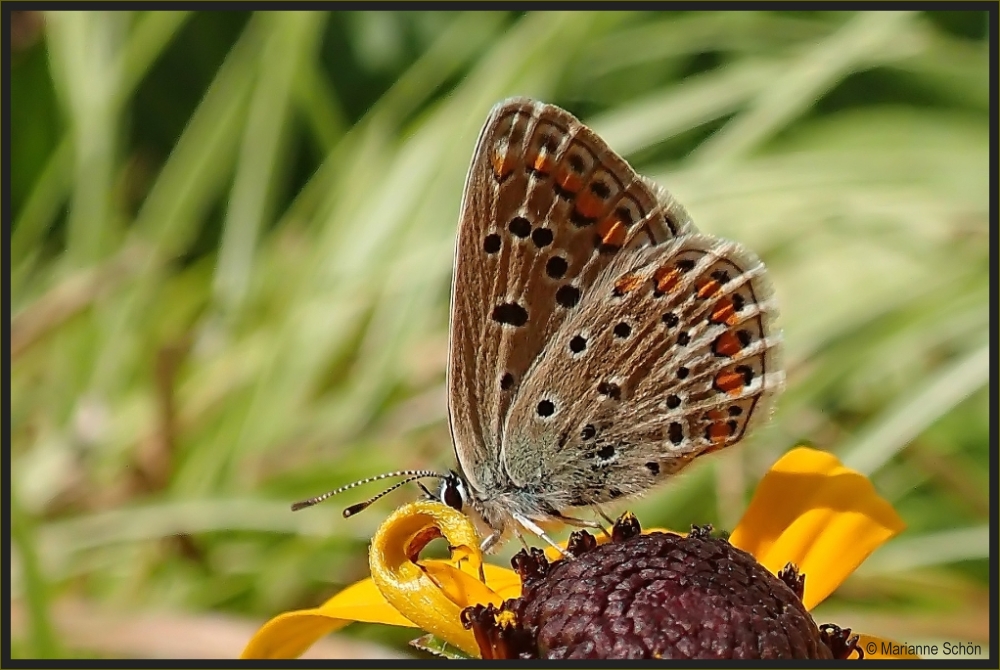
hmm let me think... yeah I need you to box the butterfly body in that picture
[444,98,783,552]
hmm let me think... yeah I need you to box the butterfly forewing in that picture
[448,99,694,493]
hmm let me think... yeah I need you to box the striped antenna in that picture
[291,470,444,513]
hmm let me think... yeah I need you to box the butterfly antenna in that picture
[341,473,441,518]
[290,470,442,513]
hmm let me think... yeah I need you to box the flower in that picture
[242,447,914,659]
[461,519,870,659]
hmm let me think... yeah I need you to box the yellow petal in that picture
[483,563,522,600]
[369,500,501,657]
[853,634,921,659]
[420,561,506,612]
[240,577,416,659]
[729,447,906,610]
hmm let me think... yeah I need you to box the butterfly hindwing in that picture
[503,234,783,505]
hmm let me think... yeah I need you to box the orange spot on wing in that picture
[532,152,554,175]
[714,369,745,394]
[575,190,605,219]
[614,274,645,295]
[712,331,743,357]
[654,267,681,294]
[696,278,722,299]
[491,149,514,180]
[556,170,583,195]
[710,297,738,325]
[707,421,730,444]
[597,218,626,247]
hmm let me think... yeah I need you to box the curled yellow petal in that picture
[240,577,416,659]
[729,447,905,610]
[369,500,502,657]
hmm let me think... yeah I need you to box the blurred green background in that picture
[9,10,991,660]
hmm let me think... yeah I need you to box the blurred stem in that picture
[132,14,263,251]
[213,11,323,317]
[10,244,146,360]
[10,137,73,292]
[293,54,348,153]
[373,10,509,125]
[118,11,192,98]
[713,452,746,531]
[10,498,60,658]
[89,16,266,395]
[277,11,507,237]
[856,525,991,573]
[32,499,370,584]
[691,10,918,167]
[841,342,990,475]
[12,11,191,284]
[46,11,127,265]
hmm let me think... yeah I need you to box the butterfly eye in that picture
[441,476,464,511]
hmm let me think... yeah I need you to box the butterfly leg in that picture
[512,511,570,558]
[592,505,617,528]
[552,511,612,540]
[512,529,532,552]
[479,532,504,554]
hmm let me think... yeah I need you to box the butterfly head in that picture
[431,470,502,545]
[434,470,467,511]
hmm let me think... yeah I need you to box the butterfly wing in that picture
[504,232,783,507]
[447,98,695,495]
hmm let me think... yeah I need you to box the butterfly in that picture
[294,98,783,555]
